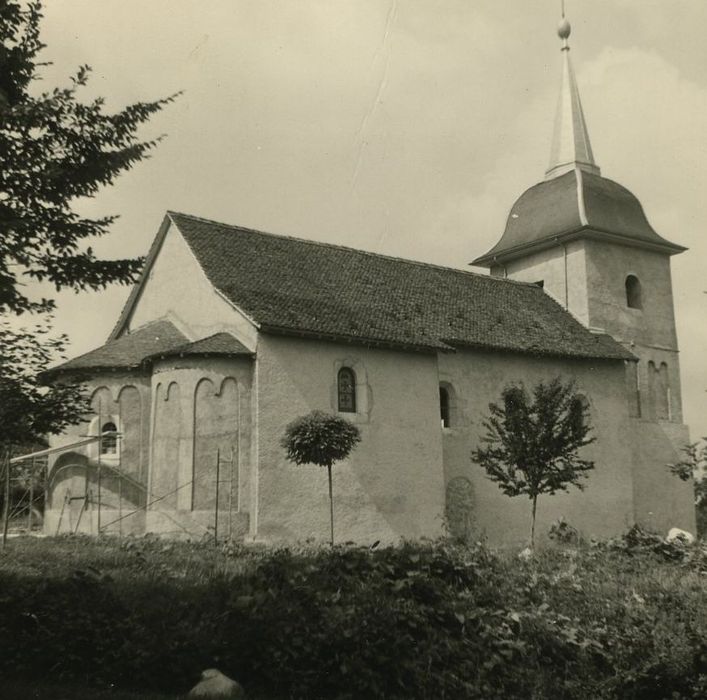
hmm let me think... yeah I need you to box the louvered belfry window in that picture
[337,368,356,413]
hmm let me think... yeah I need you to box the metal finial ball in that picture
[557,18,571,40]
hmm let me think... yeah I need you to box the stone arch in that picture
[88,386,120,462]
[647,361,670,421]
[118,385,143,482]
[151,381,181,508]
[657,362,670,420]
[90,385,117,409]
[192,376,240,511]
[445,476,474,542]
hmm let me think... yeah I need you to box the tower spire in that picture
[545,10,600,180]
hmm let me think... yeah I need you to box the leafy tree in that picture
[472,378,595,547]
[0,319,87,453]
[0,318,89,544]
[281,410,361,545]
[668,439,707,536]
[0,0,179,314]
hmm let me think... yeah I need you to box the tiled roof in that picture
[149,332,253,359]
[166,212,633,362]
[473,171,685,266]
[46,324,252,375]
[47,320,189,374]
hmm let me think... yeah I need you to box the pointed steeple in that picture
[545,11,600,180]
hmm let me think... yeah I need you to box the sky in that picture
[21,0,707,436]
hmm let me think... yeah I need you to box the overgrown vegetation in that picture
[668,438,707,536]
[0,532,705,699]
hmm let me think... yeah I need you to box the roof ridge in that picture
[167,210,542,291]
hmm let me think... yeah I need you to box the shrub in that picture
[0,534,706,699]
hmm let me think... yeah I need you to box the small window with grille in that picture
[100,421,118,455]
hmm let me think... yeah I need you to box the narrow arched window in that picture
[625,275,642,309]
[337,368,356,413]
[100,421,118,455]
[657,362,670,420]
[440,387,450,428]
[574,393,590,420]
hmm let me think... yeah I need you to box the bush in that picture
[0,534,706,699]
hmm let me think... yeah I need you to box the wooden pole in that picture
[97,400,102,535]
[28,479,34,533]
[227,445,234,539]
[97,461,102,534]
[327,464,334,547]
[2,449,11,549]
[214,448,220,545]
[118,475,123,537]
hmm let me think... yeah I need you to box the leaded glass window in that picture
[337,368,356,413]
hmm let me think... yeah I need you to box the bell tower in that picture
[471,10,687,426]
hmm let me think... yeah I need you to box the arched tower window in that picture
[337,368,356,413]
[440,387,451,428]
[100,421,118,455]
[625,275,642,309]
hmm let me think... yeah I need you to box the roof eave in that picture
[471,226,686,268]
[39,363,148,382]
[259,323,453,354]
[442,337,632,363]
[148,350,255,363]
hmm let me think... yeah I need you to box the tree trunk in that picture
[530,495,538,548]
[327,464,334,546]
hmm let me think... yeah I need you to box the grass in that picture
[1,531,706,699]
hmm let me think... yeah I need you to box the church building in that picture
[43,16,695,544]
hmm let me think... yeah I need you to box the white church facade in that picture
[43,17,695,545]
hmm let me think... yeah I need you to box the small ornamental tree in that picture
[281,410,361,545]
[472,378,595,547]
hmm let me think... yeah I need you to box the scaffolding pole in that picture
[227,445,234,539]
[214,448,220,545]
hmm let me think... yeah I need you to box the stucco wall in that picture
[631,420,696,534]
[254,335,446,544]
[146,356,253,538]
[583,240,684,423]
[45,372,152,535]
[491,241,589,325]
[127,221,258,349]
[438,350,639,545]
[583,240,678,349]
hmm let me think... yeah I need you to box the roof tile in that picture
[169,212,633,361]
